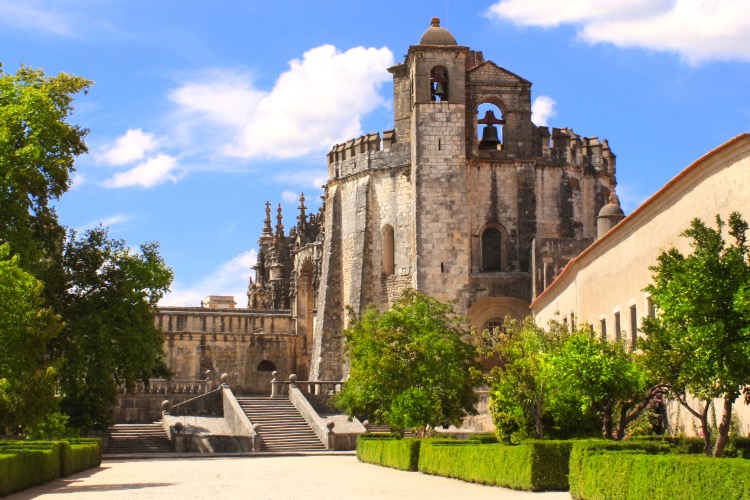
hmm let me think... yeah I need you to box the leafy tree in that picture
[545,331,662,440]
[0,244,62,434]
[641,213,750,457]
[0,64,91,274]
[53,227,173,431]
[481,317,568,442]
[331,290,482,437]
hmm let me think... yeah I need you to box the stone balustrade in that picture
[116,378,212,395]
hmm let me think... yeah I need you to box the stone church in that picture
[155,18,618,393]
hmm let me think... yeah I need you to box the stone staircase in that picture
[105,423,174,454]
[236,396,326,452]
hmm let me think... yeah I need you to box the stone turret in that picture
[597,192,626,239]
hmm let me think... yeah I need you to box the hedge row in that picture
[356,435,421,471]
[418,439,572,491]
[0,439,101,496]
[571,447,750,499]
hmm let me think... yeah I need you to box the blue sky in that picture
[2,0,748,306]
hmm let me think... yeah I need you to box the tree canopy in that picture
[331,290,482,436]
[641,213,750,457]
[0,244,61,434]
[0,64,91,273]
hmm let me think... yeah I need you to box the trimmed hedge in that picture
[0,439,102,496]
[356,435,421,471]
[573,451,750,499]
[418,440,572,491]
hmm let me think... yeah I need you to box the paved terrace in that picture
[9,454,572,499]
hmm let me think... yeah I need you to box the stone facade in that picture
[154,18,617,396]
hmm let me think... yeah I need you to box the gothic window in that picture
[382,224,395,275]
[430,66,448,101]
[257,360,276,372]
[481,227,503,272]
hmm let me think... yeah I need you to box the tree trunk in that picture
[714,397,734,458]
[699,408,712,457]
[615,404,631,440]
[533,408,544,440]
[602,401,614,440]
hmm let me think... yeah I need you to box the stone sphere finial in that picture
[221,373,229,384]
[326,421,335,431]
[362,420,370,431]
[161,400,170,411]
[272,370,279,379]
[174,421,183,433]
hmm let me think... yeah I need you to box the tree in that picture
[331,290,482,436]
[0,244,62,434]
[0,64,91,274]
[53,227,173,431]
[545,331,662,440]
[640,213,750,457]
[481,316,568,442]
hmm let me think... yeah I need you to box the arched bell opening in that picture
[477,102,504,151]
[430,66,449,102]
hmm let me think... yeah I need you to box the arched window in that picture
[430,66,449,101]
[481,227,502,272]
[477,103,504,150]
[257,360,276,372]
[382,224,395,275]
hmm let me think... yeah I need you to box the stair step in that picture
[239,398,325,452]
[105,423,174,454]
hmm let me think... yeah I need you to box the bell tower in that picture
[407,18,472,308]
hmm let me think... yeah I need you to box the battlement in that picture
[538,126,616,175]
[327,129,410,180]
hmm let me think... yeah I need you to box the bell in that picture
[479,125,500,150]
[433,82,448,100]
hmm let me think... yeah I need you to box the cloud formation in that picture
[170,44,395,160]
[103,154,182,188]
[159,249,257,307]
[531,95,556,126]
[98,128,159,166]
[486,0,750,64]
[0,1,73,36]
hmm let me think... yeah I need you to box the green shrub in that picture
[627,435,706,454]
[574,452,750,499]
[0,448,59,496]
[466,433,498,444]
[60,439,102,477]
[418,440,572,491]
[356,435,421,471]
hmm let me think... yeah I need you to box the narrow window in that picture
[630,305,638,350]
[570,312,576,330]
[600,319,607,340]
[383,224,394,275]
[481,228,502,272]
[614,312,621,342]
[646,296,656,318]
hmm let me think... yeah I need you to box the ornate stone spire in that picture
[262,201,273,235]
[275,203,284,236]
[297,192,307,230]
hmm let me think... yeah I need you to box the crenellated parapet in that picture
[538,126,616,176]
[326,129,410,180]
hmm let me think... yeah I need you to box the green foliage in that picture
[484,317,569,442]
[22,412,74,440]
[418,439,572,492]
[54,227,173,431]
[0,244,62,434]
[356,435,421,471]
[59,439,102,477]
[641,213,750,456]
[0,64,91,274]
[546,331,655,440]
[570,445,750,500]
[332,290,481,436]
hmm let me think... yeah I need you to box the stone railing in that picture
[116,378,212,395]
[270,372,343,398]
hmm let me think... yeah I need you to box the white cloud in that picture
[282,190,300,204]
[103,154,182,188]
[0,1,73,36]
[531,95,556,126]
[79,213,133,231]
[486,0,750,64]
[159,249,257,307]
[99,128,159,166]
[169,44,395,160]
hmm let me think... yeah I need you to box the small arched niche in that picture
[382,224,395,275]
[477,102,504,151]
[430,66,449,102]
[257,360,276,372]
[480,224,508,272]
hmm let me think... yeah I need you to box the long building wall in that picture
[531,133,750,434]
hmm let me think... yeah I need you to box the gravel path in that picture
[9,454,572,499]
